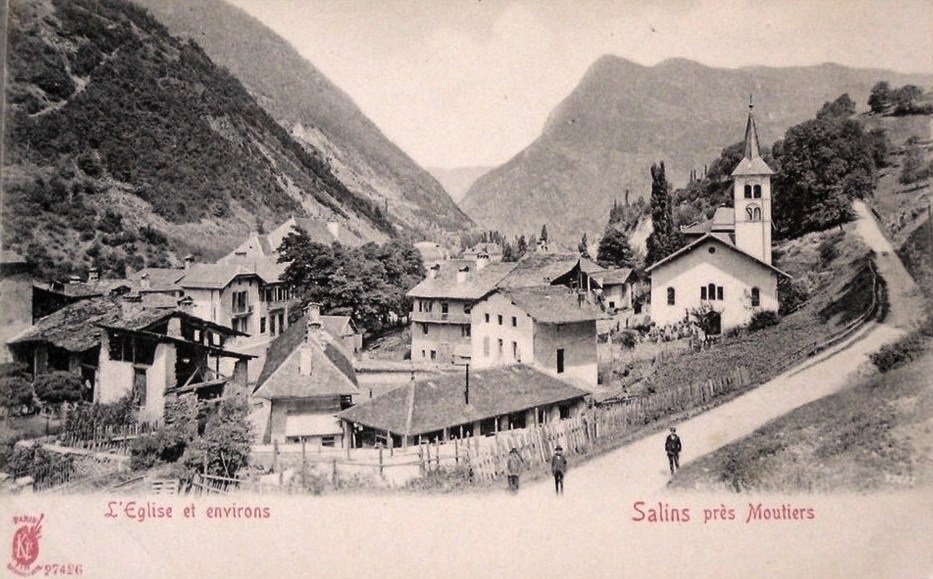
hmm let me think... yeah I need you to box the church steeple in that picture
[731,97,773,264]
[743,95,762,160]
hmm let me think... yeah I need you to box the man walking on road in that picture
[551,446,567,495]
[665,427,682,475]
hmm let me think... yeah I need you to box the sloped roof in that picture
[500,286,609,324]
[9,297,171,352]
[644,234,790,277]
[498,253,581,289]
[336,365,588,437]
[1,250,27,265]
[253,316,358,400]
[321,315,356,338]
[407,259,517,300]
[131,268,186,292]
[579,258,606,275]
[682,207,736,237]
[591,267,635,286]
[179,257,286,289]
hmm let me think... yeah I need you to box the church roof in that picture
[732,104,774,177]
[644,234,790,278]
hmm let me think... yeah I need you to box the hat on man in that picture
[555,445,563,452]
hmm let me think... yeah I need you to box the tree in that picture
[645,161,684,265]
[516,235,528,257]
[578,233,589,258]
[772,104,879,239]
[868,81,891,113]
[596,227,635,268]
[182,395,253,478]
[540,224,549,243]
[816,94,856,120]
[501,240,516,262]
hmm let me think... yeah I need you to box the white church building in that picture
[646,102,790,333]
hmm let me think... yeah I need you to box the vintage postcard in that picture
[2,0,932,577]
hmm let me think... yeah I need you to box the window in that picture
[418,301,423,312]
[278,313,284,332]
[512,341,519,360]
[746,204,761,222]
[464,304,471,314]
[232,318,247,333]
[753,184,762,198]
[700,286,707,300]
[422,324,429,335]
[497,338,503,356]
[717,286,724,300]
[751,287,760,307]
[461,326,471,338]
[260,317,266,334]
[430,350,436,360]
[270,315,276,336]
[441,302,449,314]
[321,436,336,448]
[556,349,565,374]
[232,290,249,314]
[424,301,433,312]
[708,283,716,300]
[497,315,503,325]
[667,287,675,305]
[483,337,490,357]
[422,350,426,358]
[744,184,752,198]
[511,316,517,327]
[484,313,490,323]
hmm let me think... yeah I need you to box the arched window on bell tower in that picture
[744,184,752,199]
[753,184,762,198]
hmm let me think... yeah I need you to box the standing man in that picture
[665,427,682,475]
[506,448,524,493]
[551,445,568,495]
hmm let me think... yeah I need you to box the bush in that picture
[63,394,137,438]
[181,395,253,478]
[130,429,188,470]
[33,371,84,405]
[818,238,840,264]
[748,311,780,332]
[613,330,639,349]
[778,278,810,316]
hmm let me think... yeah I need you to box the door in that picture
[556,348,565,374]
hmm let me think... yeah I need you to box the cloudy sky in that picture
[228,0,932,169]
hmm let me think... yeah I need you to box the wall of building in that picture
[532,322,599,387]
[603,283,631,311]
[96,337,134,405]
[411,321,470,364]
[0,274,32,363]
[139,343,175,423]
[470,293,534,370]
[268,397,344,445]
[649,240,779,329]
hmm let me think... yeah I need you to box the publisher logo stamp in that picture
[9,514,43,576]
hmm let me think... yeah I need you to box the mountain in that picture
[460,56,932,242]
[2,0,394,281]
[132,0,472,239]
[427,166,493,204]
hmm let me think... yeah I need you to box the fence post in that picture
[434,438,440,470]
[379,444,384,479]
[301,439,307,473]
[332,457,338,489]
[454,436,459,465]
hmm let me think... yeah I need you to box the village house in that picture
[470,286,608,387]
[321,315,363,356]
[1,251,34,363]
[407,257,518,364]
[336,365,589,448]
[176,258,292,380]
[7,296,251,422]
[252,304,359,447]
[646,103,789,332]
[219,217,365,267]
[461,242,502,262]
[413,241,451,268]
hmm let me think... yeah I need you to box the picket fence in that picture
[56,422,158,455]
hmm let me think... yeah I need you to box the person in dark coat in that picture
[665,427,682,475]
[506,448,524,492]
[550,446,568,495]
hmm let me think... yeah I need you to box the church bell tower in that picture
[731,97,774,264]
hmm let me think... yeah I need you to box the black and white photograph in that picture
[1,0,932,577]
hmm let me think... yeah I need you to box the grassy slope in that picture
[671,346,933,493]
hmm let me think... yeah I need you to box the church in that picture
[646,102,790,333]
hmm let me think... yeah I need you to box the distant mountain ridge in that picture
[460,56,932,242]
[133,0,472,240]
[427,166,493,204]
[2,0,392,280]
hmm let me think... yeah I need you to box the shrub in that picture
[818,238,840,264]
[182,395,253,478]
[33,371,84,405]
[613,330,639,349]
[748,311,780,332]
[779,278,810,316]
[130,429,188,470]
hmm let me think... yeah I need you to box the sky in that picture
[228,0,933,169]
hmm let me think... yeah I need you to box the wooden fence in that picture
[56,422,158,455]
[463,365,751,482]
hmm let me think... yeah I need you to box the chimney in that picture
[299,302,323,376]
[476,252,489,271]
[140,272,151,290]
[456,265,470,284]
[88,267,100,282]
[184,255,195,270]
[326,220,340,242]
[428,264,441,279]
